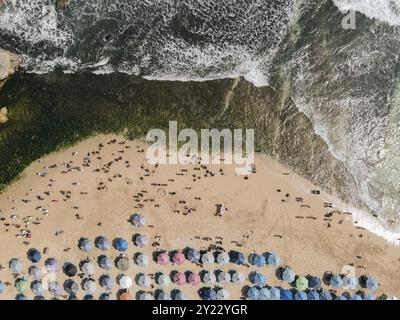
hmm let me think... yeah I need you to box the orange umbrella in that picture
[119,292,133,300]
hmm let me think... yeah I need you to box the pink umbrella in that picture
[187,272,201,285]
[172,251,186,265]
[157,252,170,265]
[173,272,187,286]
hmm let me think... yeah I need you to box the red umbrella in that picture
[157,252,170,265]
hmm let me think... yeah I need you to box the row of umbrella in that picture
[79,234,149,253]
[245,286,377,301]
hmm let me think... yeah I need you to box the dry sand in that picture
[0,134,399,300]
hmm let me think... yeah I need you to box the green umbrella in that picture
[15,278,28,293]
[295,276,309,291]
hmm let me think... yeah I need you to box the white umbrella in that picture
[81,261,95,275]
[202,271,217,284]
[217,271,231,284]
[130,214,146,227]
[138,292,154,300]
[216,288,230,300]
[119,275,132,289]
[135,253,149,267]
[216,252,230,264]
[137,274,152,288]
[201,252,215,265]
[28,266,41,281]
[231,271,245,284]
[82,278,97,294]
[134,234,149,247]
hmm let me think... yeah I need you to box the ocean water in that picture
[1,0,400,242]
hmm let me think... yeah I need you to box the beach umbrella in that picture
[15,294,27,300]
[231,271,245,284]
[83,294,95,300]
[9,258,23,273]
[201,252,215,265]
[95,236,110,251]
[0,281,5,294]
[173,290,187,300]
[229,251,245,265]
[157,252,170,265]
[351,293,363,301]
[363,293,376,300]
[68,295,79,300]
[216,288,230,300]
[119,292,133,300]
[81,261,95,275]
[99,293,112,300]
[137,274,152,288]
[251,272,267,286]
[266,252,281,267]
[250,254,266,267]
[78,238,92,252]
[343,276,358,289]
[28,266,41,281]
[202,288,217,300]
[116,257,130,272]
[330,275,343,289]
[99,275,114,291]
[119,275,133,289]
[202,271,217,284]
[282,267,295,283]
[216,252,230,265]
[45,258,59,273]
[295,276,309,291]
[156,273,172,286]
[83,279,97,294]
[365,277,379,291]
[63,262,78,277]
[114,238,128,252]
[31,280,43,295]
[138,292,154,300]
[172,251,186,265]
[246,287,259,300]
[98,255,113,270]
[308,276,322,290]
[280,289,293,300]
[217,271,231,285]
[64,279,79,295]
[27,248,41,263]
[259,288,272,300]
[134,234,148,248]
[307,291,320,300]
[130,213,145,227]
[34,295,46,300]
[48,281,63,296]
[135,253,149,267]
[186,248,201,263]
[15,278,28,293]
[157,291,172,300]
[173,272,187,286]
[187,273,201,285]
[269,287,281,300]
[295,291,308,300]
[320,290,333,300]
[336,295,348,301]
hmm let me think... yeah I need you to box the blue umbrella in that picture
[259,288,271,300]
[202,288,217,300]
[95,236,110,251]
[186,249,201,263]
[307,276,322,290]
[27,248,41,263]
[130,213,145,227]
[83,294,95,300]
[31,280,43,295]
[229,251,245,265]
[251,272,267,286]
[78,238,92,252]
[320,291,333,300]
[246,287,259,300]
[34,295,46,300]
[363,293,376,300]
[295,291,308,300]
[307,291,320,300]
[330,275,343,289]
[98,255,113,270]
[351,293,363,300]
[365,277,379,291]
[280,289,293,300]
[282,267,295,283]
[0,281,5,294]
[15,294,27,300]
[99,293,112,300]
[269,287,281,300]
[266,252,281,267]
[336,295,348,300]
[113,238,128,252]
[250,254,266,267]
[45,258,59,273]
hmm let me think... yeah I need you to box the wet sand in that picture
[0,134,399,300]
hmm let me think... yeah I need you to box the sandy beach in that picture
[0,134,399,300]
